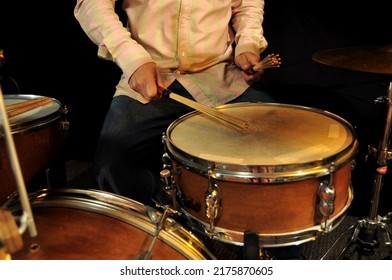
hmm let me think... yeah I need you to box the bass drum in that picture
[0,94,67,205]
[163,102,358,247]
[5,188,216,260]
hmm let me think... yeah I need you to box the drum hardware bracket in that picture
[367,145,392,163]
[161,151,173,171]
[159,168,179,208]
[159,164,193,212]
[159,150,183,210]
[137,206,173,260]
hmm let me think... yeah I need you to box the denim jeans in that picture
[93,80,276,205]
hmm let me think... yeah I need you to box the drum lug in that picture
[350,158,357,171]
[60,106,70,139]
[317,164,336,231]
[161,152,172,171]
[205,172,222,234]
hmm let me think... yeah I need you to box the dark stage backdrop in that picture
[1,1,391,215]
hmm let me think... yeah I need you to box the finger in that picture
[145,83,161,101]
[236,54,251,71]
[241,71,261,83]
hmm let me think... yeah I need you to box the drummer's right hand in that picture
[128,62,164,101]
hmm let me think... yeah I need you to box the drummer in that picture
[74,0,276,205]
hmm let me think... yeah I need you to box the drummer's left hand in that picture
[235,52,264,83]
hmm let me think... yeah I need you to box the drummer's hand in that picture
[128,62,165,101]
[235,52,264,83]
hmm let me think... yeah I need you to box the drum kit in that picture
[0,45,391,260]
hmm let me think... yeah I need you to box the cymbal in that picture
[312,45,392,75]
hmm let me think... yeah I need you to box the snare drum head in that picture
[165,103,357,174]
[2,94,62,134]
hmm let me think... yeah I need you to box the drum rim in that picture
[5,188,216,260]
[163,102,358,183]
[2,94,64,135]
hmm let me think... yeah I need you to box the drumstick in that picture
[5,97,51,111]
[158,86,250,133]
[251,53,281,72]
[6,97,53,118]
[157,54,281,132]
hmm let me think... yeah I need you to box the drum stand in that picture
[322,82,392,260]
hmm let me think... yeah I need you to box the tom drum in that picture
[0,94,67,204]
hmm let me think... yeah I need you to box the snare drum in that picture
[0,94,67,204]
[5,188,215,260]
[163,103,358,247]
